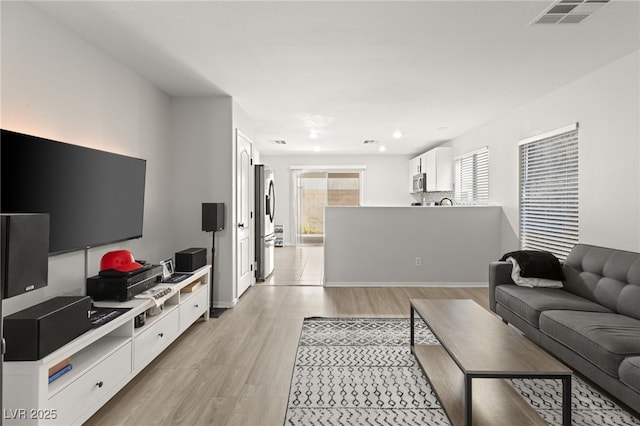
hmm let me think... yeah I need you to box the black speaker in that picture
[175,248,207,272]
[202,203,225,232]
[3,296,92,361]
[1,213,50,299]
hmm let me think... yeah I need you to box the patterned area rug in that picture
[285,317,640,426]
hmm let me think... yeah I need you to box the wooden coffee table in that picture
[410,299,572,426]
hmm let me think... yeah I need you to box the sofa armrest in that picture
[489,261,515,312]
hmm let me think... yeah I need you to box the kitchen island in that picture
[324,205,501,286]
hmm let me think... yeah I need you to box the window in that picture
[519,123,579,260]
[454,147,489,203]
[291,166,364,245]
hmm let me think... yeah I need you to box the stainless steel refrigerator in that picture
[255,164,276,280]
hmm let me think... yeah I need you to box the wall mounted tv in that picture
[1,129,146,255]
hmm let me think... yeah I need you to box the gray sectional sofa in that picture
[489,243,640,414]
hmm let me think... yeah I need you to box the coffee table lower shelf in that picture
[413,345,548,426]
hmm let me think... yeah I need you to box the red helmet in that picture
[100,250,143,273]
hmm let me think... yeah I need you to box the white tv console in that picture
[3,266,210,425]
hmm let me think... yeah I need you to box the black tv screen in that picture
[1,129,146,255]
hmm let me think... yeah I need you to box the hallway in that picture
[257,246,324,286]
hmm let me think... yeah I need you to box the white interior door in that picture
[236,130,253,297]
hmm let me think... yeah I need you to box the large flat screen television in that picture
[1,129,146,255]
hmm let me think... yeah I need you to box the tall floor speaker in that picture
[201,203,225,318]
[202,203,225,232]
[1,213,50,299]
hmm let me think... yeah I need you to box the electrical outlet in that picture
[415,257,422,266]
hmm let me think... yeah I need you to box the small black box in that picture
[3,296,92,361]
[175,248,207,272]
[1,213,50,299]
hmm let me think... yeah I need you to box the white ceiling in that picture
[32,1,640,156]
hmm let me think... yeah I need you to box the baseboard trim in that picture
[324,281,488,288]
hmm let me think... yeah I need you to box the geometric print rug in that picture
[285,317,640,426]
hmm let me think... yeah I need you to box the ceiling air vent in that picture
[531,0,609,26]
[363,140,377,144]
[272,140,287,145]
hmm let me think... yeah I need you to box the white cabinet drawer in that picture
[179,286,208,331]
[134,308,179,368]
[48,342,132,425]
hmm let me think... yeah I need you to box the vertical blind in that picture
[454,147,489,202]
[519,124,579,260]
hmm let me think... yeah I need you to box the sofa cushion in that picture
[619,357,640,394]
[540,310,640,377]
[495,285,611,328]
[563,244,640,319]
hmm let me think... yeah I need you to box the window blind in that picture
[519,124,579,260]
[455,147,489,203]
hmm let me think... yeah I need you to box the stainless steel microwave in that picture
[412,173,426,193]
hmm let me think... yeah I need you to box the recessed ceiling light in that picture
[393,130,403,139]
[309,130,318,139]
[313,146,320,152]
[378,145,387,152]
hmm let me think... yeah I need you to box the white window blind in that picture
[519,124,579,260]
[454,147,489,203]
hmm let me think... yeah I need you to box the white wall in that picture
[448,51,640,253]
[1,2,173,315]
[324,206,501,285]
[260,154,415,245]
[170,97,255,307]
[2,3,256,314]
[170,97,233,307]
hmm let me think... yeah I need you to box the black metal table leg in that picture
[465,374,472,425]
[562,375,572,426]
[410,304,415,349]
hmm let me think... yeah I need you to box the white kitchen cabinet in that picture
[409,155,424,194]
[423,147,453,191]
[409,155,422,192]
[409,155,422,175]
[409,147,453,193]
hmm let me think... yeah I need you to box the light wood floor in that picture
[86,285,489,425]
